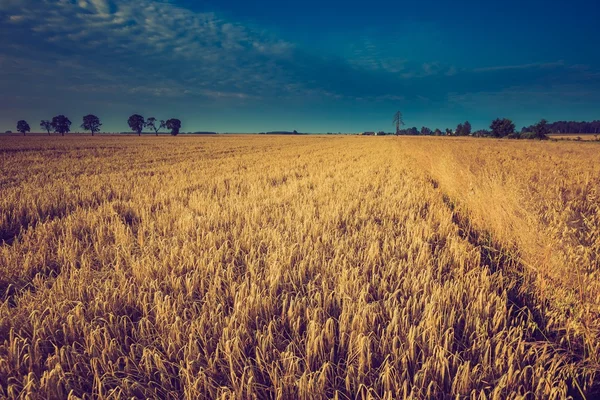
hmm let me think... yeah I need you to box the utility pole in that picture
[393,111,404,135]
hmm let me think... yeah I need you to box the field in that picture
[548,134,600,141]
[0,135,599,399]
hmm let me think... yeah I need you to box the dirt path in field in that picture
[394,137,600,396]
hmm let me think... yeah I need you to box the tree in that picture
[81,114,102,136]
[454,121,472,136]
[455,123,463,136]
[463,121,472,136]
[40,120,52,135]
[51,115,71,136]
[532,119,549,140]
[421,126,432,135]
[17,120,30,136]
[166,118,182,136]
[145,117,166,136]
[445,128,453,136]
[490,118,515,138]
[128,114,145,136]
[433,128,442,136]
[406,127,418,136]
[393,111,404,135]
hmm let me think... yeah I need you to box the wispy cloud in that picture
[472,61,566,73]
[0,0,297,100]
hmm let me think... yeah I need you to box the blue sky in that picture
[1,0,599,133]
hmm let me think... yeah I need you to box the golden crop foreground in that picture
[0,136,598,399]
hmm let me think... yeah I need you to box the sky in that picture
[0,0,599,133]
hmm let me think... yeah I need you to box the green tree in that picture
[421,126,432,135]
[532,119,549,140]
[456,123,464,136]
[17,120,30,136]
[51,115,71,136]
[490,118,515,138]
[463,121,472,136]
[128,114,145,136]
[81,114,102,136]
[40,120,52,135]
[166,118,182,136]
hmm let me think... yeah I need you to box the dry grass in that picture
[0,135,598,399]
[548,134,600,141]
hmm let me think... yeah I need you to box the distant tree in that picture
[463,121,472,136]
[473,129,491,137]
[455,123,464,136]
[17,120,30,136]
[393,111,404,135]
[445,128,453,136]
[407,126,418,136]
[145,117,166,136]
[5,131,12,134]
[293,130,298,135]
[420,126,432,135]
[490,118,515,138]
[166,118,181,136]
[40,120,52,135]
[128,114,145,136]
[455,121,472,136]
[81,114,102,136]
[51,115,71,136]
[532,119,549,140]
[433,128,442,136]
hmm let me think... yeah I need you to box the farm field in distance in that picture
[0,135,599,399]
[548,134,600,141]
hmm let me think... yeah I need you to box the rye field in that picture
[0,135,599,399]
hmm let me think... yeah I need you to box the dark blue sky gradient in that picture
[0,0,599,132]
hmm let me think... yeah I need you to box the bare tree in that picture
[40,120,52,135]
[145,117,167,136]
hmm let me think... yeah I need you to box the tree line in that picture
[10,114,599,138]
[12,115,182,136]
[521,120,600,134]
[390,114,552,139]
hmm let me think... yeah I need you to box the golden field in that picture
[0,135,599,399]
[548,134,599,141]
